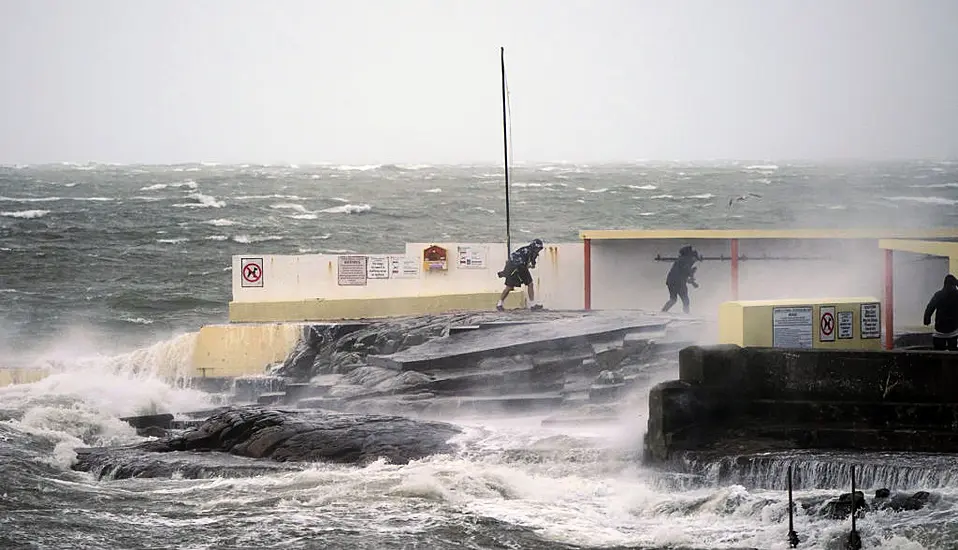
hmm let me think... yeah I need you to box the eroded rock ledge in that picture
[74,406,462,479]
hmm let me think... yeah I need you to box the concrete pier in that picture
[645,345,958,463]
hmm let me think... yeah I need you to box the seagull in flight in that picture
[727,192,763,208]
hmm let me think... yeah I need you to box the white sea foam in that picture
[204,218,236,226]
[424,188,442,193]
[0,332,211,467]
[628,184,658,190]
[1,209,50,218]
[234,194,305,201]
[288,214,318,220]
[686,193,715,199]
[232,235,284,244]
[910,182,958,189]
[334,164,380,171]
[205,235,228,241]
[172,193,224,208]
[270,203,310,213]
[884,196,957,206]
[321,203,371,214]
[649,194,674,200]
[744,164,779,171]
[121,316,155,325]
[156,238,189,244]
[139,180,198,191]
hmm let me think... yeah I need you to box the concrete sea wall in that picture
[645,345,958,462]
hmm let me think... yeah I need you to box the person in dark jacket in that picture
[496,238,544,311]
[924,274,958,351]
[661,245,702,314]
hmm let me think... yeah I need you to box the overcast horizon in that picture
[2,0,957,165]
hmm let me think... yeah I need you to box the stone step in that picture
[747,424,958,454]
[283,383,334,401]
[256,392,288,405]
[297,396,346,410]
[448,325,481,335]
[424,392,565,415]
[368,312,668,372]
[746,399,958,429]
[541,414,620,426]
[188,377,234,394]
[233,376,288,402]
[421,367,565,396]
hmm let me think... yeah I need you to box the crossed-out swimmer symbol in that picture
[243,263,261,282]
[821,312,834,335]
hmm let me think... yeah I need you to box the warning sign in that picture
[772,306,813,348]
[861,302,881,339]
[337,255,368,286]
[819,306,836,342]
[388,256,421,279]
[367,255,389,279]
[457,245,488,269]
[838,310,854,339]
[240,257,264,288]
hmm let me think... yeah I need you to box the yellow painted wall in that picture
[231,243,583,314]
[719,297,883,350]
[0,367,49,387]
[229,292,525,323]
[191,323,304,377]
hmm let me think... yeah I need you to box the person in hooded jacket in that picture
[661,245,702,314]
[496,238,544,311]
[924,274,958,351]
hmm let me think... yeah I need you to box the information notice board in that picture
[772,306,813,348]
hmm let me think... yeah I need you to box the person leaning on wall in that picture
[923,273,958,351]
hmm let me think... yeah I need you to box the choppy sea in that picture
[2,161,958,549]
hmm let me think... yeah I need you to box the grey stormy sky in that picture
[1,0,957,164]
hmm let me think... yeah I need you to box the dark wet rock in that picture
[74,448,307,480]
[595,370,625,385]
[874,490,937,512]
[120,413,174,430]
[236,311,699,421]
[73,406,462,479]
[822,491,869,520]
[136,426,169,439]
[875,487,891,499]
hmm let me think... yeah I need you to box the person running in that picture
[924,273,958,350]
[661,245,701,314]
[496,238,544,311]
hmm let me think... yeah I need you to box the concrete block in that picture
[256,392,287,405]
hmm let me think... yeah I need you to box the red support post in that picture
[884,249,894,350]
[730,238,740,301]
[583,238,592,310]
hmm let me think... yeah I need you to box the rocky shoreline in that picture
[202,309,703,421]
[75,405,463,479]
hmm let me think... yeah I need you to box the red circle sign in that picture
[821,312,834,335]
[243,263,262,283]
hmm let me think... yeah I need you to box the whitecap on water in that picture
[884,196,957,206]
[321,203,371,214]
[1,209,49,218]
